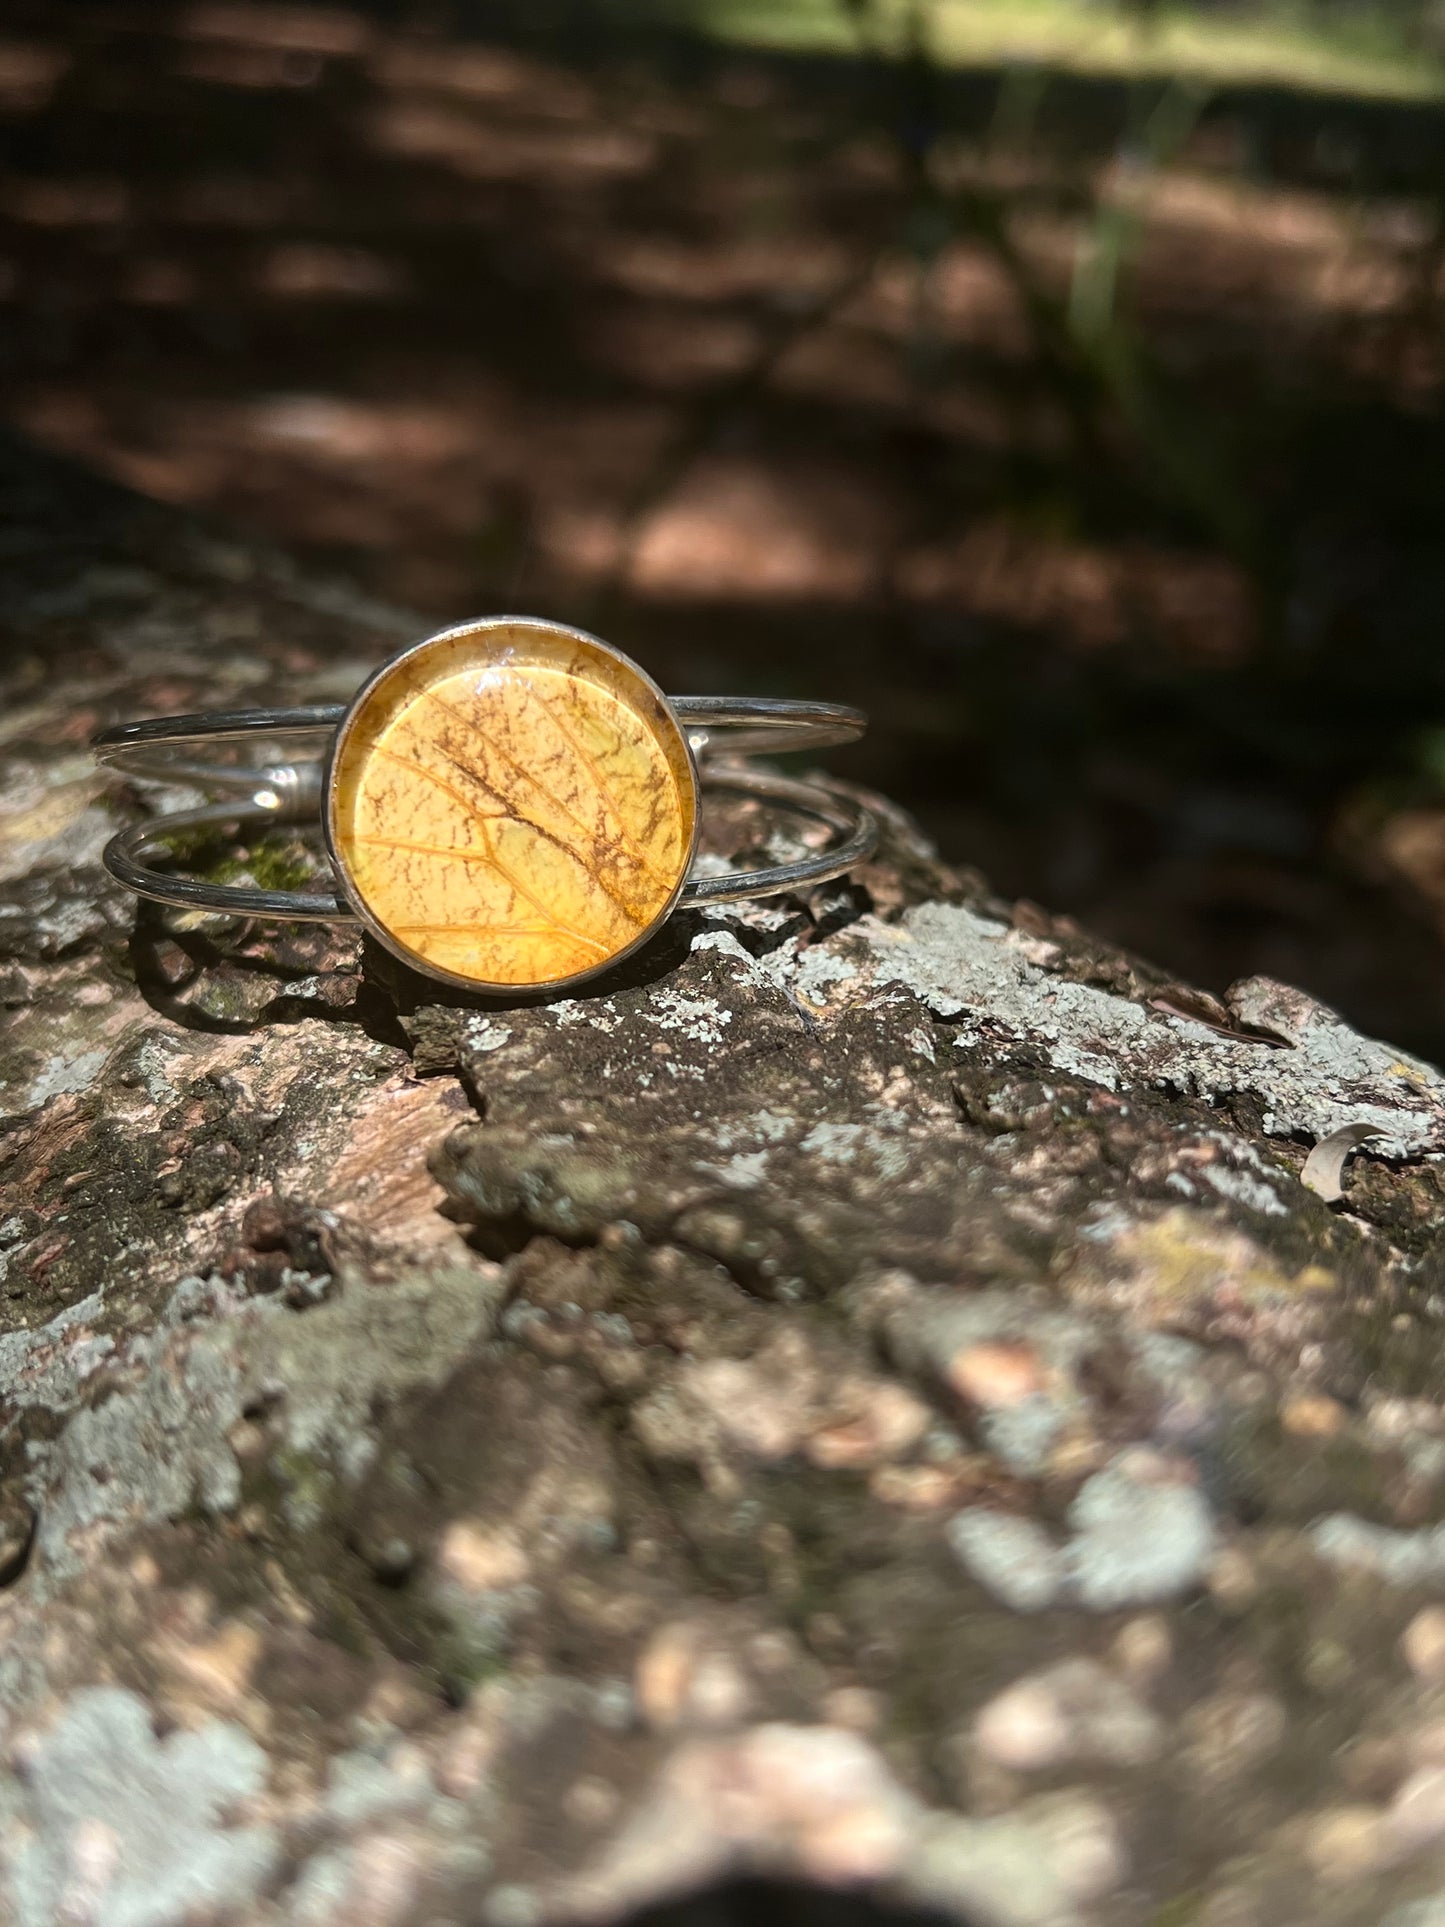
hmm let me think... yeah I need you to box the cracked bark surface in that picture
[5,434,1445,1927]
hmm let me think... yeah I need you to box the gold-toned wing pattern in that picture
[330,626,695,988]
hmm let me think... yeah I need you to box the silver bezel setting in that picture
[320,615,702,995]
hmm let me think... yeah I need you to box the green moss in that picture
[436,1635,512,1700]
[270,1444,338,1526]
[167,828,319,894]
[240,836,319,893]
[1151,1897,1204,1927]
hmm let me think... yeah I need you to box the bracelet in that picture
[91,615,876,994]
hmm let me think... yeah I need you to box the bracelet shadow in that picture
[122,783,855,1040]
[125,893,708,1046]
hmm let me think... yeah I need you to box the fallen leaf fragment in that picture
[1147,983,1292,1047]
[1302,1124,1384,1204]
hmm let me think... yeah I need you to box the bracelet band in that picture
[94,741,875,921]
[91,617,876,993]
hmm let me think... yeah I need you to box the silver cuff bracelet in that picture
[91,616,876,995]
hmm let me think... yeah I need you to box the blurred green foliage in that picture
[666,0,1445,97]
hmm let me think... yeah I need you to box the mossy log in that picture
[4,435,1445,1927]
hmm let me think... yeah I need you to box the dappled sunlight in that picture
[5,176,130,227]
[178,2,373,58]
[1135,172,1412,334]
[124,259,200,307]
[591,303,763,392]
[172,0,371,87]
[254,243,410,302]
[631,455,893,603]
[835,248,1035,371]
[770,324,915,416]
[602,233,856,309]
[172,39,331,90]
[0,40,68,113]
[366,98,659,183]
[369,38,593,109]
[898,521,1256,661]
[243,395,474,468]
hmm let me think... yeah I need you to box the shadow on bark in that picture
[614,1878,967,1927]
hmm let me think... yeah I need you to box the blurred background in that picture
[5,0,1445,1054]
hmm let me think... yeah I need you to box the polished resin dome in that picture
[327,618,698,990]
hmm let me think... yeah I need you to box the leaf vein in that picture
[521,682,680,889]
[366,745,612,954]
[424,687,673,896]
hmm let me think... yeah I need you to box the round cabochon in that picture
[327,618,699,990]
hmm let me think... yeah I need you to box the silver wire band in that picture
[92,700,876,923]
[90,697,867,788]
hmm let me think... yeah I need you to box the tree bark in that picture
[3,433,1445,1927]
